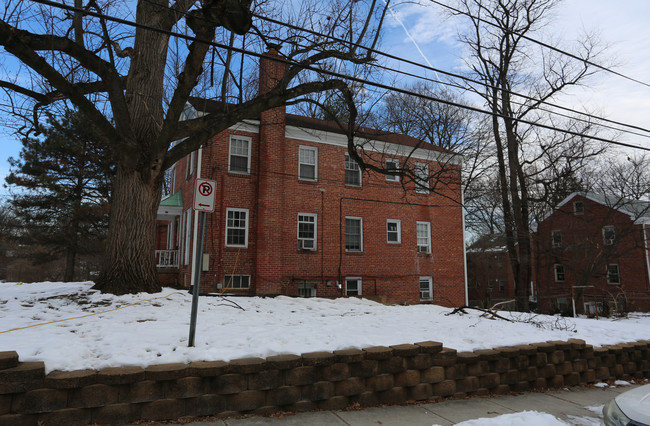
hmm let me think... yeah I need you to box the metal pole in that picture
[188,211,207,347]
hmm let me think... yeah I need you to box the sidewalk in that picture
[166,384,634,425]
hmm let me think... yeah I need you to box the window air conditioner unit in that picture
[298,239,314,250]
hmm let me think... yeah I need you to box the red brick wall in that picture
[159,52,466,307]
[467,250,516,307]
[535,195,650,313]
[167,124,465,306]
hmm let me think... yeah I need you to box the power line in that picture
[427,0,650,89]
[115,0,650,138]
[20,0,650,152]
[252,13,650,138]
[252,22,650,142]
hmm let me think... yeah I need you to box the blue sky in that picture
[1,0,649,198]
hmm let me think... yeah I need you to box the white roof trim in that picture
[184,102,462,165]
[285,125,462,165]
[539,191,648,225]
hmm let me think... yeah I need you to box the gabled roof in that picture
[466,233,508,253]
[543,191,650,224]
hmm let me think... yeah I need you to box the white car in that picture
[603,384,650,426]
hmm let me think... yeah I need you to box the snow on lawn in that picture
[2,281,650,373]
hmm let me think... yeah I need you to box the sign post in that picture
[188,179,216,347]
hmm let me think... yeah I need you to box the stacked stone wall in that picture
[1,339,649,425]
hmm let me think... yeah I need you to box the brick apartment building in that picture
[466,234,517,308]
[154,53,467,306]
[535,192,650,314]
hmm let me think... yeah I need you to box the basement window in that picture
[224,275,250,289]
[345,277,362,296]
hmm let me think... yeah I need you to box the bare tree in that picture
[0,0,388,294]
[370,82,493,182]
[454,0,605,310]
[600,154,650,201]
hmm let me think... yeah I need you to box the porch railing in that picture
[155,250,179,268]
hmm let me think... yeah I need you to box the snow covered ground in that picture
[2,281,650,374]
[452,410,599,426]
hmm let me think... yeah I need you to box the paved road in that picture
[163,384,636,425]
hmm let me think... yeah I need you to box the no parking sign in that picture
[193,178,216,212]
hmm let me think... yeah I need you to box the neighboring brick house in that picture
[466,233,517,308]
[154,53,467,306]
[535,192,650,314]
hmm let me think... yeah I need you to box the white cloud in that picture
[381,0,650,150]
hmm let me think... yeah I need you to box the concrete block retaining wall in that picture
[1,339,649,425]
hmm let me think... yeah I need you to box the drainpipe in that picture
[462,185,469,306]
[644,223,650,289]
[189,146,203,289]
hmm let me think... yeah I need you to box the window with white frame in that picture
[182,208,192,265]
[166,220,175,250]
[416,221,431,253]
[298,284,317,297]
[385,158,399,181]
[225,208,249,248]
[346,277,362,296]
[186,151,196,179]
[603,226,615,246]
[344,153,362,186]
[420,277,433,301]
[297,213,317,250]
[551,230,562,248]
[584,301,603,315]
[224,275,250,289]
[229,136,251,174]
[345,217,363,252]
[299,146,318,181]
[170,168,176,194]
[554,264,565,282]
[387,219,401,244]
[573,201,584,215]
[606,264,620,284]
[415,162,430,194]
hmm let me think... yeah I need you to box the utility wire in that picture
[253,13,650,137]
[427,0,650,89]
[254,25,650,142]
[22,0,650,152]
[31,0,650,140]
[83,0,650,137]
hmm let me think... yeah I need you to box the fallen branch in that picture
[446,305,513,322]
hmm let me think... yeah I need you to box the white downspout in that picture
[462,185,469,306]
[189,147,203,288]
[643,223,650,288]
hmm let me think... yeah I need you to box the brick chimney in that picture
[255,48,288,296]
[259,46,286,96]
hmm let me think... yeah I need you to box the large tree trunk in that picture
[91,0,169,295]
[93,166,162,294]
